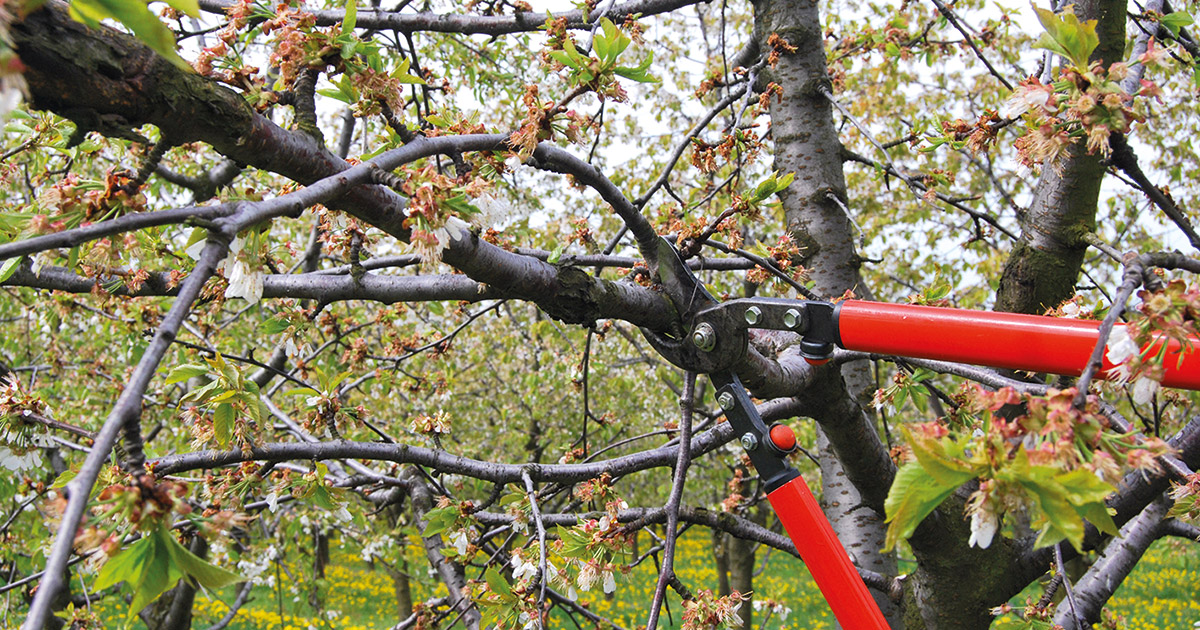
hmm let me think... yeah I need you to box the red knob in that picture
[769,424,797,452]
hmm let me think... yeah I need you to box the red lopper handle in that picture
[836,300,1200,390]
[768,476,890,630]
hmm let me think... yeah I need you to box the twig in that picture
[701,239,820,299]
[1108,133,1200,250]
[841,149,1017,240]
[201,580,255,630]
[1073,255,1150,406]
[1082,232,1124,262]
[1055,544,1086,630]
[927,0,1014,90]
[645,372,695,630]
[521,470,549,607]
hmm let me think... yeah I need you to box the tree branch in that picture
[197,0,707,35]
[23,235,231,630]
[1052,494,1173,629]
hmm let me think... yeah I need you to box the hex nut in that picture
[784,308,802,329]
[692,323,717,352]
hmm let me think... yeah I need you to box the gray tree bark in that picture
[1053,494,1172,629]
[995,0,1127,314]
[753,0,900,625]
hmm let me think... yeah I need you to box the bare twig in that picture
[927,0,1014,90]
[521,470,549,606]
[645,372,695,630]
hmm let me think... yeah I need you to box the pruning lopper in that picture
[642,238,1200,630]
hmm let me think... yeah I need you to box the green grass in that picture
[92,531,1200,630]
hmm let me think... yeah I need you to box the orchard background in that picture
[1,0,1200,628]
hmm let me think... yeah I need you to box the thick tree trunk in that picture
[384,504,416,619]
[727,532,756,630]
[713,529,731,597]
[387,555,416,619]
[995,0,1127,314]
[753,0,900,625]
[308,528,330,613]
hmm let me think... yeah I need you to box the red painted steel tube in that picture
[768,476,890,630]
[835,300,1200,390]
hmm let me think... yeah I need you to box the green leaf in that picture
[95,532,180,624]
[282,387,321,397]
[1033,33,1072,65]
[883,462,962,551]
[164,364,208,385]
[95,536,154,591]
[1031,5,1098,68]
[422,505,457,537]
[51,469,77,489]
[774,172,795,193]
[1023,476,1083,550]
[593,25,612,64]
[1056,468,1118,536]
[208,389,240,404]
[165,0,200,17]
[391,57,426,85]
[310,484,337,510]
[184,228,207,251]
[342,0,357,35]
[0,257,21,283]
[261,317,291,335]
[549,50,581,70]
[484,566,512,597]
[753,173,779,202]
[180,379,221,404]
[614,52,657,83]
[125,535,175,623]
[159,526,244,590]
[316,88,355,104]
[1160,11,1194,36]
[213,402,234,447]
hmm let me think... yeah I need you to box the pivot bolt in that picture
[717,392,735,411]
[783,308,802,329]
[745,306,763,325]
[740,432,759,451]
[692,323,717,352]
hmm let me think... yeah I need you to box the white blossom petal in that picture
[1132,377,1160,406]
[968,509,999,549]
[1105,326,1139,366]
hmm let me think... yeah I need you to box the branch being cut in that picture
[10,3,677,331]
